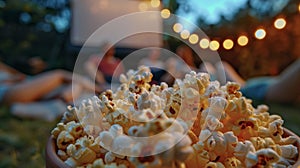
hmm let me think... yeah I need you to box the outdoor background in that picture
[0,0,299,167]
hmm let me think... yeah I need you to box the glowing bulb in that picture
[274,18,286,29]
[298,3,300,13]
[223,39,234,50]
[180,30,190,39]
[138,2,148,11]
[188,34,199,44]
[209,40,220,51]
[255,29,266,40]
[161,9,171,19]
[173,23,183,33]
[199,38,210,49]
[237,35,248,46]
[151,0,160,8]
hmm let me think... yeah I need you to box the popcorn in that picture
[50,66,299,168]
[223,157,242,168]
[245,148,280,167]
[57,131,75,150]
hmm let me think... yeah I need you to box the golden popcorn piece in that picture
[66,121,85,139]
[224,82,242,99]
[234,140,256,162]
[186,149,210,168]
[51,122,66,139]
[201,131,238,162]
[61,105,78,124]
[279,144,298,159]
[245,148,280,167]
[57,130,75,150]
[64,135,105,167]
[223,157,242,168]
[57,149,68,161]
[204,161,225,168]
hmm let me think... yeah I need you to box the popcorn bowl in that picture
[46,128,300,168]
[45,67,300,168]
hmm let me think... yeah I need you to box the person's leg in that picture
[265,59,300,103]
[3,70,66,104]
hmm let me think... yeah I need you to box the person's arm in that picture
[265,59,300,103]
[0,62,24,75]
[0,62,26,82]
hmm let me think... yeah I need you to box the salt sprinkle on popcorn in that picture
[51,66,298,168]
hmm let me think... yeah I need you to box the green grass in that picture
[0,102,299,167]
[0,106,57,168]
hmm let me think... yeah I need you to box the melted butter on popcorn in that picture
[51,66,298,168]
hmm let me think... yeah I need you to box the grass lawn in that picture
[0,102,299,167]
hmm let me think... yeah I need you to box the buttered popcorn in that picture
[51,66,299,168]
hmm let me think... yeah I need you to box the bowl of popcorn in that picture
[46,66,300,168]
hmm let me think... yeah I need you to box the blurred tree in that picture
[0,0,70,73]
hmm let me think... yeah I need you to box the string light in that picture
[159,4,293,51]
[223,39,234,50]
[209,40,220,51]
[274,18,286,29]
[255,28,266,40]
[150,0,160,8]
[180,30,190,39]
[188,34,199,44]
[173,23,183,33]
[161,9,171,19]
[199,38,210,49]
[237,35,248,46]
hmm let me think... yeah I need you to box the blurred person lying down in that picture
[201,59,300,104]
[0,62,102,121]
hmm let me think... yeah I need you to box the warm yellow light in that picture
[199,38,210,49]
[223,39,234,50]
[173,23,183,33]
[180,30,190,39]
[151,0,160,8]
[161,9,171,19]
[274,18,286,29]
[237,35,248,46]
[188,34,199,44]
[298,3,300,13]
[255,28,266,40]
[209,40,220,51]
[138,2,148,11]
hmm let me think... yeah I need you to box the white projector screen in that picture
[70,0,163,48]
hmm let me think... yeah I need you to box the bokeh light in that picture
[173,23,183,33]
[255,28,266,40]
[199,38,210,49]
[138,2,148,11]
[223,39,234,50]
[188,34,199,44]
[150,0,160,8]
[209,40,220,51]
[274,18,286,29]
[160,9,171,19]
[180,30,190,39]
[237,35,248,46]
